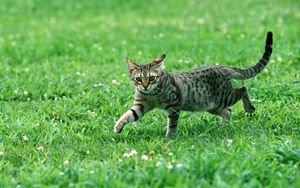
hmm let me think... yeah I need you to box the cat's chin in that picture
[138,88,153,94]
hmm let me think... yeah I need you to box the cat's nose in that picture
[142,84,149,89]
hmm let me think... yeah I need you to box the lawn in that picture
[0,0,299,187]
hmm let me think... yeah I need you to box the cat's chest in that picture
[141,96,167,106]
[141,92,179,109]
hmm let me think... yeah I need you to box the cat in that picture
[114,32,273,137]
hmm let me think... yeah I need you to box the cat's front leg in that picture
[114,103,151,133]
[166,109,180,137]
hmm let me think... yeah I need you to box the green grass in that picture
[0,0,300,187]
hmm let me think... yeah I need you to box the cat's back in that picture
[170,65,230,111]
[172,65,228,81]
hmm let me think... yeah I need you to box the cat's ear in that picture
[150,54,166,68]
[126,57,139,73]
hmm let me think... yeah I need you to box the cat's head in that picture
[126,54,166,94]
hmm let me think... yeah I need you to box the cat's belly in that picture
[180,88,216,112]
[181,101,215,112]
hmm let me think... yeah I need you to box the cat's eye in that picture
[135,77,142,82]
[149,76,156,82]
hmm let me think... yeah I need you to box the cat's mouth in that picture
[140,89,151,93]
[138,87,153,94]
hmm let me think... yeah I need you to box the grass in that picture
[0,0,299,187]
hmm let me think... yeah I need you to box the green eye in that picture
[149,76,156,82]
[135,77,142,82]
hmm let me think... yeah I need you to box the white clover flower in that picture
[64,160,69,165]
[86,150,90,154]
[93,83,103,88]
[123,153,130,158]
[112,80,120,85]
[141,154,148,161]
[176,163,183,168]
[118,159,123,163]
[168,152,174,156]
[184,60,190,64]
[23,91,29,96]
[22,135,29,141]
[129,149,138,157]
[37,146,44,151]
[88,110,96,117]
[277,56,282,62]
[149,150,155,156]
[156,161,162,167]
[166,163,173,170]
[227,139,233,146]
[59,172,64,176]
[0,151,4,156]
[251,98,261,103]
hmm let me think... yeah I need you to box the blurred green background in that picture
[0,0,299,187]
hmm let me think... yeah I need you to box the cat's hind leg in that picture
[208,108,231,124]
[225,87,255,113]
[239,87,256,113]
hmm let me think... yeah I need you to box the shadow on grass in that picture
[100,108,297,146]
[109,114,247,144]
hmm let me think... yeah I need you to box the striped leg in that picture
[239,87,256,113]
[208,107,232,124]
[223,87,255,113]
[114,103,151,133]
[166,109,180,137]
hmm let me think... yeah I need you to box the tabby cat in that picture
[114,32,273,137]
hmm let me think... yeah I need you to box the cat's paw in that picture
[226,107,232,115]
[114,123,123,133]
[243,103,256,113]
[245,105,256,113]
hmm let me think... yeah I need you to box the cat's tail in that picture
[228,32,273,80]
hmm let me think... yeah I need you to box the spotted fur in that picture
[114,32,273,137]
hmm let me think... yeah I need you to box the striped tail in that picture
[229,32,273,80]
